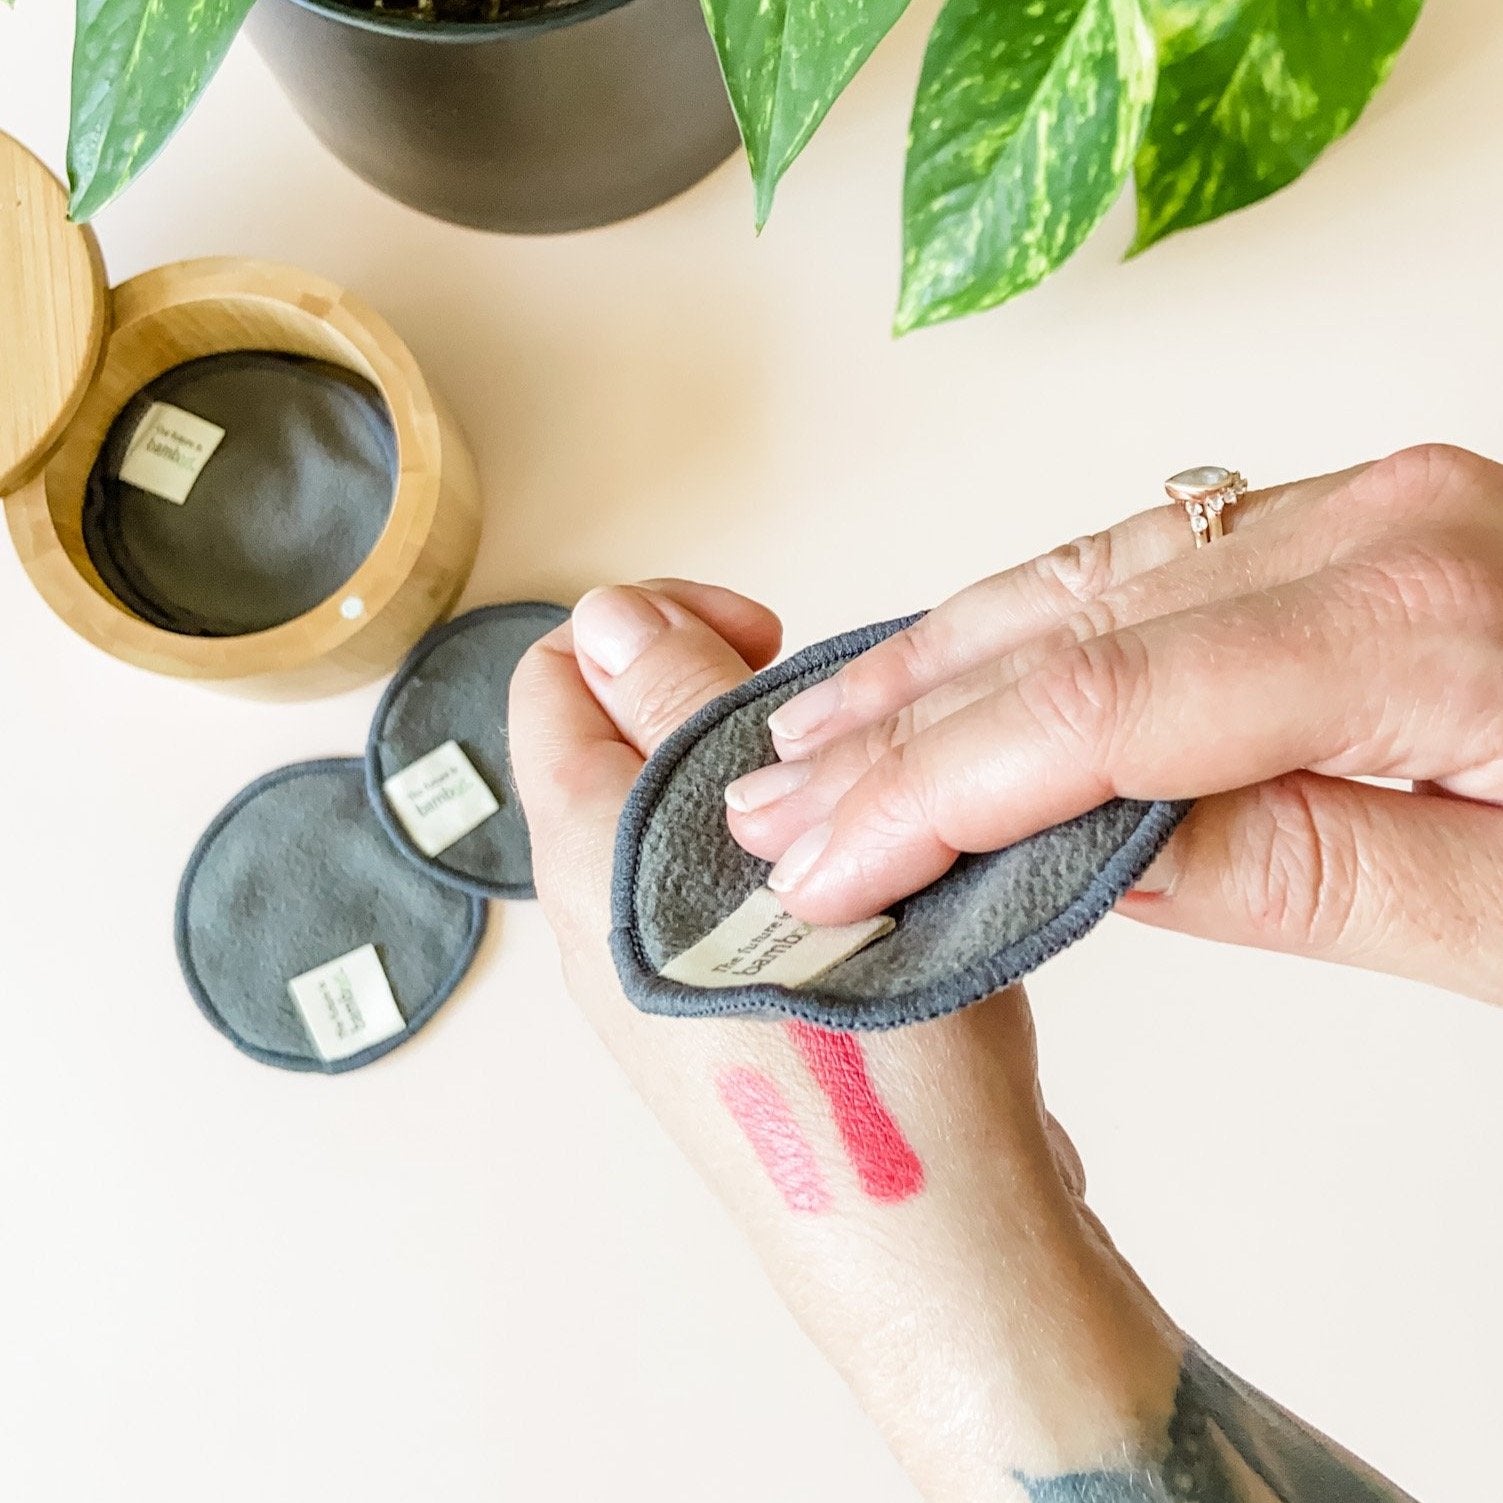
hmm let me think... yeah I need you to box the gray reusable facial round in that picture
[611,615,1192,1032]
[177,759,486,1073]
[365,602,571,900]
[82,352,397,637]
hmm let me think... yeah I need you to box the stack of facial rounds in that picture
[176,602,568,1073]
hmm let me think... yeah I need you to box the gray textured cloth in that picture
[366,602,570,900]
[612,615,1191,1031]
[176,758,485,1073]
[83,352,396,637]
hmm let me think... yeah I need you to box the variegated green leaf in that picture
[1132,0,1424,252]
[703,0,911,228]
[897,0,1156,334]
[68,0,256,220]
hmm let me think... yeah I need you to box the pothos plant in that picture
[710,0,1426,330]
[46,0,1422,332]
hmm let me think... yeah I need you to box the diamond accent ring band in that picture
[1165,466,1248,548]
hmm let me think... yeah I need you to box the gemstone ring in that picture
[1164,466,1248,548]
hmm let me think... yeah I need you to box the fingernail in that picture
[768,679,842,745]
[572,586,667,677]
[725,760,811,814]
[768,821,833,894]
[1132,841,1179,897]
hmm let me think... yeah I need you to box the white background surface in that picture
[2,3,1501,1499]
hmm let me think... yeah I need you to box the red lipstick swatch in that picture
[786,1021,925,1204]
[716,1066,832,1215]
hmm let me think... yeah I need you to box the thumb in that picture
[1119,771,1503,1005]
[570,583,774,757]
[508,581,779,928]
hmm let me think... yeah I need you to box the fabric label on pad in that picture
[383,740,500,858]
[659,886,894,990]
[117,402,226,503]
[288,944,406,1062]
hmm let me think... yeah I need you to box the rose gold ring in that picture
[1164,466,1249,548]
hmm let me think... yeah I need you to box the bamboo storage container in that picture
[0,132,482,699]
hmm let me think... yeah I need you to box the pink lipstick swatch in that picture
[716,1066,832,1214]
[786,1021,925,1204]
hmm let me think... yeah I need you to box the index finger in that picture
[766,468,1353,759]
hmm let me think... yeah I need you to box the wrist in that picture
[815,1182,1182,1503]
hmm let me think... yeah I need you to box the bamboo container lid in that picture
[0,131,482,700]
[0,134,110,495]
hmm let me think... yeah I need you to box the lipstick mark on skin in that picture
[786,1021,925,1204]
[715,1066,833,1215]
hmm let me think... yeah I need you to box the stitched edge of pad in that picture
[610,615,1192,1032]
[364,601,571,902]
[176,757,487,1074]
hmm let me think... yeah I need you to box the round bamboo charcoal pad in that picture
[82,352,397,638]
[177,759,486,1073]
[366,602,571,900]
[612,615,1191,1032]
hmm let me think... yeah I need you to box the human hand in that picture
[508,581,1182,1503]
[725,445,1503,1006]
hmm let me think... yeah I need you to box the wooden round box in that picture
[0,132,482,699]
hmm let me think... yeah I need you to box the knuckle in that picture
[1238,775,1362,952]
[859,712,907,767]
[880,672,986,749]
[1336,537,1503,631]
[1037,530,1116,606]
[842,622,935,716]
[1064,593,1125,647]
[861,737,942,845]
[1003,599,1124,685]
[1017,633,1144,766]
[1000,620,1087,684]
[532,744,610,811]
[1357,443,1498,514]
[631,661,728,744]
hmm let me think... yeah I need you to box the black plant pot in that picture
[246,0,741,233]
